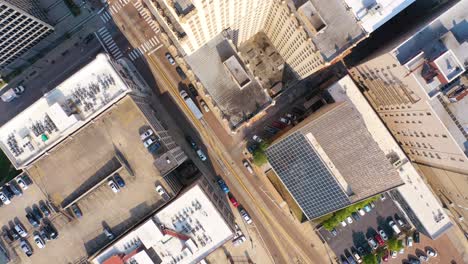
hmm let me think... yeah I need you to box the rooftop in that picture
[92,184,233,264]
[266,97,402,219]
[327,75,452,239]
[0,54,137,169]
[185,35,271,129]
[173,0,195,17]
[223,56,251,89]
[344,0,415,33]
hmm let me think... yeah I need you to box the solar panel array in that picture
[266,132,350,219]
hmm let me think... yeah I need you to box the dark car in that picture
[26,213,39,228]
[188,84,198,97]
[39,201,51,217]
[71,204,82,218]
[113,174,125,188]
[175,66,187,80]
[41,222,58,240]
[10,227,19,240]
[217,178,229,193]
[2,230,13,243]
[104,226,115,240]
[2,186,14,199]
[32,206,43,221]
[8,182,22,196]
[351,212,360,221]
[413,231,420,243]
[185,136,198,150]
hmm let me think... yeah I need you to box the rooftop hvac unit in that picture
[367,3,382,15]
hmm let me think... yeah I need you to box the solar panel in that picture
[266,132,350,219]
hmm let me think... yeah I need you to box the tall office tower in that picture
[348,0,468,174]
[146,0,414,79]
[0,0,54,68]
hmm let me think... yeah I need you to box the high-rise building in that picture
[0,0,54,68]
[145,0,414,78]
[348,0,468,174]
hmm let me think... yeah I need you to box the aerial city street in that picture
[0,0,466,264]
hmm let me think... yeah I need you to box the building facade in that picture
[146,0,414,79]
[0,0,53,68]
[348,0,468,174]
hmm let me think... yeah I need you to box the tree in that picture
[387,237,403,251]
[362,254,378,264]
[252,141,270,166]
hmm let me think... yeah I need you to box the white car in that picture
[426,248,437,257]
[378,229,388,240]
[252,135,263,143]
[240,209,253,225]
[357,208,365,216]
[406,236,413,247]
[391,251,397,258]
[33,234,45,249]
[16,177,29,190]
[15,223,28,238]
[243,160,253,174]
[340,220,347,227]
[200,100,210,112]
[0,192,10,205]
[165,52,175,65]
[143,137,157,148]
[346,216,353,224]
[155,185,166,196]
[107,180,120,193]
[140,129,153,141]
[196,149,207,161]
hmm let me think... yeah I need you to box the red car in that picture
[382,250,389,262]
[375,234,385,246]
[229,196,239,207]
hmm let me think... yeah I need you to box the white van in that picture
[389,220,401,235]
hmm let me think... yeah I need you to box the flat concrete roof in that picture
[327,75,452,238]
[185,35,271,129]
[344,0,415,33]
[223,56,251,88]
[92,184,233,264]
[0,54,133,169]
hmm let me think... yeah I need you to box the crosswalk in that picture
[133,1,160,34]
[96,27,123,60]
[128,36,162,61]
[108,0,133,14]
[100,10,112,23]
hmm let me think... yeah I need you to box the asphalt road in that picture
[103,1,334,263]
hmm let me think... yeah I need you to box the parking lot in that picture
[0,97,172,263]
[318,194,408,259]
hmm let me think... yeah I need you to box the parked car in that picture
[155,185,167,197]
[229,195,239,207]
[346,254,357,264]
[252,135,263,143]
[0,192,10,205]
[391,250,398,258]
[406,236,413,247]
[33,233,45,249]
[39,201,51,217]
[351,212,360,221]
[217,178,229,193]
[143,136,158,148]
[26,213,39,228]
[340,220,347,227]
[380,193,387,201]
[357,247,365,256]
[378,228,388,241]
[2,230,13,243]
[113,174,125,188]
[239,208,253,224]
[43,222,58,240]
[10,228,19,240]
[32,206,43,221]
[200,100,209,112]
[71,204,82,218]
[165,52,175,65]
[426,248,437,257]
[108,179,120,193]
[185,136,198,150]
[196,149,207,161]
[351,248,362,263]
[375,234,385,246]
[243,160,253,174]
[357,208,365,216]
[14,223,28,238]
[370,201,376,208]
[16,177,29,190]
[382,250,389,262]
[389,220,401,235]
[346,216,353,224]
[367,237,378,250]
[188,83,198,97]
[413,231,420,243]
[418,254,428,262]
[140,129,154,141]
[2,186,14,199]
[398,247,405,254]
[279,117,291,125]
[363,204,371,212]
[19,240,33,257]
[330,228,337,237]
[8,182,22,196]
[104,227,114,240]
[175,66,187,80]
